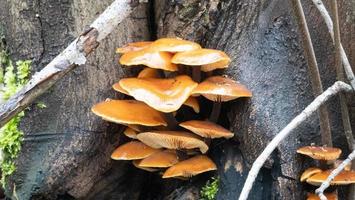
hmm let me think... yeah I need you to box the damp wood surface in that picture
[0,0,354,199]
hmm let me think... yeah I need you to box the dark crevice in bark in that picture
[36,0,46,67]
[147,0,157,41]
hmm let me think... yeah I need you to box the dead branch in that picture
[290,0,332,147]
[316,149,355,200]
[238,81,353,200]
[311,0,355,89]
[0,0,135,127]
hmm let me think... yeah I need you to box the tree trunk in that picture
[0,0,354,199]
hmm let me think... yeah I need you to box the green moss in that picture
[0,50,31,186]
[200,177,219,200]
[36,101,47,109]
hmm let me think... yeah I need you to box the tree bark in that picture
[0,0,354,199]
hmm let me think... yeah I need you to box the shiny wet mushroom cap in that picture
[150,38,201,52]
[137,67,160,78]
[116,41,152,53]
[179,120,233,138]
[171,49,230,72]
[306,170,355,186]
[119,48,177,71]
[296,146,342,160]
[112,82,129,95]
[300,167,323,182]
[123,127,138,139]
[119,75,198,113]
[183,96,200,113]
[132,160,158,172]
[138,150,179,168]
[91,99,167,126]
[162,155,217,178]
[111,141,159,160]
[137,131,209,153]
[191,76,252,102]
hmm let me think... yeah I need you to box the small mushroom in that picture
[183,96,200,113]
[150,38,201,52]
[112,82,129,95]
[171,48,230,72]
[307,192,337,200]
[111,141,159,160]
[137,67,160,78]
[162,155,217,178]
[191,76,252,122]
[192,76,252,102]
[300,167,323,182]
[91,99,167,127]
[116,41,152,53]
[132,160,158,172]
[179,120,233,139]
[138,150,179,168]
[119,48,178,71]
[137,131,209,153]
[296,146,342,160]
[119,75,198,113]
[306,170,355,186]
[123,127,138,139]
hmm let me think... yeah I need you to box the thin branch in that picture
[311,0,355,89]
[238,81,353,200]
[330,0,355,151]
[290,0,333,147]
[330,1,355,199]
[316,149,355,200]
[0,0,135,127]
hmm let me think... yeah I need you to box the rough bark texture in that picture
[0,0,354,199]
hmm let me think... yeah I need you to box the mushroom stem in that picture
[163,112,179,129]
[192,66,201,82]
[209,101,221,123]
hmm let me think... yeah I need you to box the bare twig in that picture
[330,0,355,152]
[316,149,355,200]
[238,81,353,200]
[322,1,355,198]
[290,0,333,147]
[311,0,355,89]
[0,0,135,127]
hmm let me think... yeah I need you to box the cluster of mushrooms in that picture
[91,38,252,179]
[297,145,355,199]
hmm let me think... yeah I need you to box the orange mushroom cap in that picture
[119,75,198,113]
[116,41,152,53]
[171,49,230,72]
[307,192,337,200]
[296,146,342,160]
[137,131,209,153]
[191,76,252,102]
[162,155,217,178]
[306,170,355,186]
[123,127,138,139]
[138,150,179,168]
[112,82,129,95]
[179,120,233,138]
[137,67,160,78]
[150,38,201,52]
[183,96,200,113]
[91,99,167,126]
[111,141,159,160]
[132,160,159,172]
[300,167,323,182]
[119,48,177,71]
